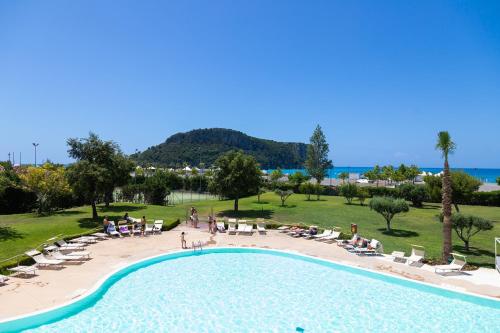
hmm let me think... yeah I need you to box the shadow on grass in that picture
[53,210,85,216]
[280,204,297,209]
[0,226,24,242]
[98,205,146,213]
[252,201,270,204]
[217,209,273,219]
[378,228,419,237]
[453,245,494,257]
[420,204,441,210]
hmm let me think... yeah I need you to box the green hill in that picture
[131,128,307,168]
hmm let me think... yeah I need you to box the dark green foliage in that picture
[131,128,307,169]
[144,171,171,205]
[288,171,310,192]
[369,196,409,231]
[305,125,332,183]
[339,183,358,204]
[438,213,494,251]
[469,191,500,207]
[357,187,369,206]
[0,186,37,214]
[497,177,500,186]
[299,182,315,200]
[209,151,262,211]
[398,183,428,207]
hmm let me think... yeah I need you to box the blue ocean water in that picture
[264,167,500,183]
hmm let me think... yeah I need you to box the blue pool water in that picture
[2,248,499,332]
[265,167,500,183]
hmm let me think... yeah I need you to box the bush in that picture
[398,183,428,207]
[469,191,500,207]
[366,187,399,198]
[339,183,358,204]
[0,186,37,214]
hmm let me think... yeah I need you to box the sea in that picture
[263,167,500,184]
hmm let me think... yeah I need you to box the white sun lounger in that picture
[312,229,332,240]
[227,222,236,234]
[435,253,467,274]
[144,223,154,235]
[56,240,86,249]
[337,234,358,247]
[237,222,248,234]
[26,250,64,268]
[107,223,121,237]
[216,222,226,232]
[70,236,98,244]
[0,274,8,284]
[91,232,109,239]
[319,230,342,242]
[152,220,163,234]
[8,264,37,276]
[353,239,383,256]
[50,251,85,261]
[257,222,266,234]
[404,245,425,266]
[277,225,290,233]
[245,223,253,234]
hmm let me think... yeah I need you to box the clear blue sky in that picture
[1,0,499,167]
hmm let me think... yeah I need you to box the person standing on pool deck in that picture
[180,232,187,249]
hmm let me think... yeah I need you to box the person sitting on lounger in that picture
[141,216,146,236]
[103,216,110,233]
[123,212,132,223]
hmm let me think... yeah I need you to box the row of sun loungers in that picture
[108,220,164,237]
[220,219,267,235]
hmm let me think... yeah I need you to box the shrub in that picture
[369,196,409,231]
[0,186,36,214]
[339,183,358,204]
[357,187,369,206]
[469,191,500,207]
[398,183,428,207]
[299,182,315,201]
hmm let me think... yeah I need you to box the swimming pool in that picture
[1,248,499,332]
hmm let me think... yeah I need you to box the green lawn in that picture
[1,193,499,268]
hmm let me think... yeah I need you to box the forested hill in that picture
[131,128,308,168]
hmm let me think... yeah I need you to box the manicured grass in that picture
[1,193,499,268]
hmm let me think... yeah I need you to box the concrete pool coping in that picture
[1,224,499,322]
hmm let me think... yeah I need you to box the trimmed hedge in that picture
[469,191,500,207]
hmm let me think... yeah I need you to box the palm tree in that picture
[435,131,456,261]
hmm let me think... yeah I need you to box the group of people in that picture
[102,213,148,236]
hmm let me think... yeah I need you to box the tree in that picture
[439,213,493,251]
[369,196,409,231]
[269,168,284,183]
[299,182,315,201]
[381,165,395,184]
[209,151,262,211]
[338,172,349,184]
[357,187,369,206]
[406,165,420,183]
[66,132,133,219]
[20,163,72,214]
[314,183,324,200]
[450,172,481,212]
[305,125,332,184]
[143,170,172,205]
[339,183,358,204]
[435,131,456,261]
[364,165,381,186]
[288,171,310,192]
[497,177,500,186]
[398,183,428,208]
[275,189,293,206]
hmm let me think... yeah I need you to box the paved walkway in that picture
[1,224,499,320]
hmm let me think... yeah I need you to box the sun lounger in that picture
[50,251,85,261]
[152,220,163,234]
[237,222,248,234]
[228,218,237,223]
[337,234,358,247]
[216,222,226,232]
[8,265,37,276]
[228,222,237,234]
[144,223,154,235]
[391,251,406,263]
[435,253,467,274]
[318,230,342,242]
[91,232,109,239]
[312,229,332,240]
[277,225,290,233]
[257,222,266,234]
[26,250,64,268]
[56,240,86,250]
[107,223,121,237]
[245,223,253,234]
[70,236,98,244]
[119,225,131,236]
[404,245,425,266]
[353,239,383,255]
[0,274,8,284]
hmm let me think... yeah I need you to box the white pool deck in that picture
[0,223,499,320]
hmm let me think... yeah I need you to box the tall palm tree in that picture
[435,131,456,261]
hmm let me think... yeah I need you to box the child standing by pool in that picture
[180,232,187,249]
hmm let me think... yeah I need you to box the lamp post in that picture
[32,143,39,167]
